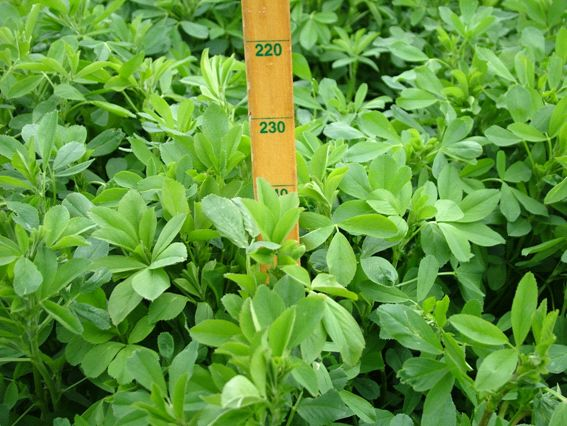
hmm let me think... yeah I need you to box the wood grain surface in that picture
[241,0,298,241]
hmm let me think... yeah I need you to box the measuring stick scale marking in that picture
[241,0,298,240]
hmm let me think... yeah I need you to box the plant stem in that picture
[545,386,567,403]
[397,271,455,287]
[510,410,528,426]
[479,400,495,426]
[285,391,303,426]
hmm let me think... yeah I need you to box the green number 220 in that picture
[255,42,282,57]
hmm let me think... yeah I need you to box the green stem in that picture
[522,141,536,170]
[11,402,36,426]
[479,404,494,426]
[510,410,528,426]
[545,386,567,403]
[498,400,509,418]
[285,390,303,426]
[397,271,455,287]
[546,135,553,163]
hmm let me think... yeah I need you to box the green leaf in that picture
[43,205,70,247]
[0,176,34,190]
[475,348,518,391]
[361,256,398,286]
[53,142,86,170]
[7,202,39,231]
[504,85,532,123]
[485,125,522,147]
[127,349,167,395]
[72,302,111,330]
[421,376,456,426]
[399,358,449,392]
[169,341,198,397]
[201,194,248,248]
[300,19,318,49]
[158,331,174,359]
[358,111,400,141]
[108,278,142,325]
[292,52,312,80]
[450,223,505,247]
[298,390,349,425]
[221,376,262,408]
[549,401,567,426]
[438,223,472,262]
[457,189,500,223]
[268,307,296,356]
[476,47,516,82]
[327,232,356,285]
[375,304,443,355]
[311,273,358,300]
[42,300,84,335]
[87,128,123,157]
[6,74,43,99]
[13,257,43,296]
[511,272,538,346]
[37,110,58,160]
[301,225,334,251]
[417,255,439,301]
[150,242,187,269]
[339,390,377,423]
[152,214,186,257]
[397,88,438,110]
[93,256,146,273]
[324,122,364,140]
[271,207,301,244]
[545,177,567,204]
[344,141,393,163]
[131,268,170,301]
[148,293,188,323]
[322,296,365,365]
[339,214,398,239]
[358,281,411,303]
[160,178,190,218]
[289,296,326,348]
[511,187,547,216]
[549,96,567,137]
[281,264,311,287]
[390,41,428,62]
[291,361,319,396]
[180,20,209,39]
[81,342,124,378]
[449,314,508,346]
[190,319,241,347]
[54,83,85,100]
[44,258,90,297]
[508,122,546,142]
[90,101,135,118]
[435,200,464,222]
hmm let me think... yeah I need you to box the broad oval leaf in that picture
[42,300,84,335]
[475,348,518,391]
[339,214,398,239]
[327,232,356,286]
[190,319,241,347]
[201,194,248,248]
[221,375,262,408]
[449,314,508,346]
[511,272,538,346]
[13,257,43,297]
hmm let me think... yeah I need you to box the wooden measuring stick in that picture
[241,0,299,241]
